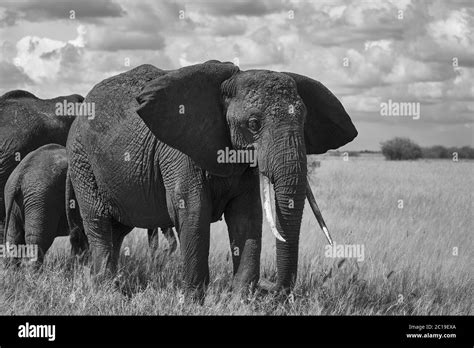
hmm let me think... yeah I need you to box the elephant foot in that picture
[70,228,90,258]
[183,284,207,305]
[257,278,279,293]
[70,248,90,266]
[232,278,258,296]
[3,257,22,268]
[87,262,119,291]
[256,278,292,300]
[229,281,260,306]
[112,273,132,298]
[83,270,124,294]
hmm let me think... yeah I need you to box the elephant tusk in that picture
[262,176,286,242]
[306,178,334,246]
[172,227,180,250]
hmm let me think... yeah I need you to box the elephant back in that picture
[83,64,166,134]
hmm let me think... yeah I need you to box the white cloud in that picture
[429,9,472,49]
[407,82,444,100]
[364,39,392,51]
[445,68,474,100]
[327,5,346,19]
[1,0,472,148]
[68,25,87,47]
[15,36,66,81]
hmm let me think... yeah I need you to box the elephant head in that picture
[136,60,357,292]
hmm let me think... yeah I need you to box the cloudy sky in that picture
[0,0,472,150]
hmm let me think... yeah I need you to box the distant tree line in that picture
[326,150,361,156]
[380,137,474,160]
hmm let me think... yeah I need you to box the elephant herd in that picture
[1,60,357,301]
[0,92,174,265]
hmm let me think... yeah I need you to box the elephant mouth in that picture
[261,174,333,245]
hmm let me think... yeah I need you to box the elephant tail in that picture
[66,170,88,256]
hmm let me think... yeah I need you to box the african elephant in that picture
[67,60,357,299]
[0,90,84,242]
[4,144,87,266]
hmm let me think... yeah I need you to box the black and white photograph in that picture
[0,0,472,345]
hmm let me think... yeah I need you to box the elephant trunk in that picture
[268,132,307,291]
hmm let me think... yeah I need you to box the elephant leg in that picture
[147,228,159,260]
[148,227,177,258]
[70,225,89,261]
[0,216,4,247]
[162,227,177,254]
[68,144,131,278]
[179,224,210,302]
[0,175,8,244]
[5,203,25,267]
[66,170,88,259]
[176,197,212,303]
[24,209,59,267]
[83,216,129,278]
[25,231,55,268]
[224,172,262,294]
[147,228,159,250]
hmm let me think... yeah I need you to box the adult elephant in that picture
[67,60,357,299]
[0,90,84,241]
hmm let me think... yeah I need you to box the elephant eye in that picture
[248,118,261,132]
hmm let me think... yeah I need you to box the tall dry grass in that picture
[0,156,472,314]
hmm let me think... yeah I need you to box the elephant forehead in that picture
[243,84,304,113]
[241,79,300,106]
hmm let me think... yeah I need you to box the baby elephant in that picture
[3,144,86,266]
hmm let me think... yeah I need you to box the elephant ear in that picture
[282,72,358,154]
[136,61,239,177]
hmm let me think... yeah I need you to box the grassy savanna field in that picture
[0,155,472,315]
